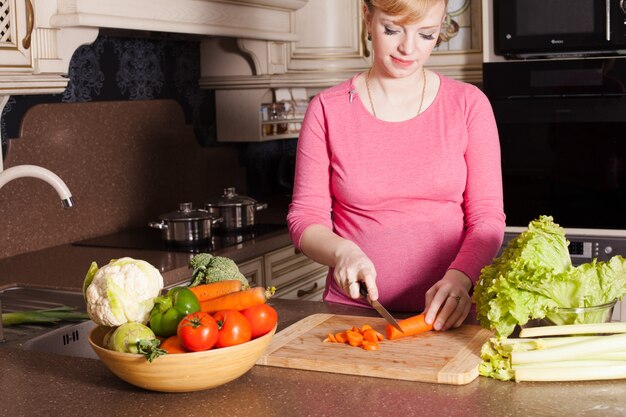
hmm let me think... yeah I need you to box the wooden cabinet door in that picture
[0,0,33,72]
[287,0,371,72]
[264,244,328,295]
[238,257,265,288]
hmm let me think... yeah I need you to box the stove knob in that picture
[604,246,613,255]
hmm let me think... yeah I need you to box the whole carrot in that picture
[160,335,188,354]
[199,286,275,314]
[386,313,433,340]
[188,280,243,303]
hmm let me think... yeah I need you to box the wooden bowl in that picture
[88,324,276,392]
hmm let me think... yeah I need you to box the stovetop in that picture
[72,224,288,253]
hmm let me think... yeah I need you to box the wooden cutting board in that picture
[256,314,493,385]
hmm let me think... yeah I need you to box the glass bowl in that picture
[523,300,617,328]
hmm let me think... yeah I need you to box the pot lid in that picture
[159,202,212,221]
[205,187,257,207]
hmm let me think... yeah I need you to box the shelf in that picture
[216,88,309,142]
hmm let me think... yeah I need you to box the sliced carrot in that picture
[188,280,243,302]
[335,332,347,343]
[346,330,364,347]
[361,340,379,351]
[199,286,275,314]
[323,323,385,351]
[386,313,433,340]
[362,329,379,343]
[323,332,338,343]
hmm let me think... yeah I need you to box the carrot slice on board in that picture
[362,329,379,343]
[346,330,364,347]
[335,332,348,344]
[323,332,338,343]
[362,340,379,351]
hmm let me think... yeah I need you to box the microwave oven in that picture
[494,0,626,59]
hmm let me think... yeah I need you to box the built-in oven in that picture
[484,56,626,234]
[484,57,626,321]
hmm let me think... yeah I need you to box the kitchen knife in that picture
[359,282,403,333]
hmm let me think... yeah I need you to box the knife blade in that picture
[359,282,403,333]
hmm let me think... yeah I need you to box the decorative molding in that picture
[200,63,483,90]
[0,74,70,95]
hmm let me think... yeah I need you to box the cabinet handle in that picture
[360,22,370,58]
[297,282,319,298]
[22,0,34,50]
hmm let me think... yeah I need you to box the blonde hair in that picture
[364,0,448,25]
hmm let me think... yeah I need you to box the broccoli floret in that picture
[188,254,249,288]
[189,253,214,277]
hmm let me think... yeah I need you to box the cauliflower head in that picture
[84,257,164,327]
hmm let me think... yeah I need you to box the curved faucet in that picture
[0,164,74,208]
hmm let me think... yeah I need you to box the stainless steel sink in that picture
[1,283,189,359]
[22,319,99,359]
[0,286,98,359]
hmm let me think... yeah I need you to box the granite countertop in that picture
[2,234,626,417]
[1,299,626,417]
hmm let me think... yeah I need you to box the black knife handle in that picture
[358,281,368,298]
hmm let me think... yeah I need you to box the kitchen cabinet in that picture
[237,243,328,301]
[264,244,328,301]
[0,0,98,96]
[0,0,32,70]
[287,0,371,74]
[238,256,265,288]
[200,0,370,89]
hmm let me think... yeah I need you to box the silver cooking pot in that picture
[149,202,223,245]
[204,187,268,233]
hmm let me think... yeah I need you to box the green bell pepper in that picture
[149,286,200,337]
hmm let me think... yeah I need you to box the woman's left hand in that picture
[423,269,472,331]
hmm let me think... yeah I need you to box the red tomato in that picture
[240,304,278,339]
[177,312,219,352]
[212,310,252,348]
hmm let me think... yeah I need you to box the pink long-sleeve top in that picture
[287,73,506,312]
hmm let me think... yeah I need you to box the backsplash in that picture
[0,99,248,259]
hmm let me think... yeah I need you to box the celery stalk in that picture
[2,305,88,326]
[500,336,594,350]
[519,322,626,338]
[514,364,626,382]
[512,333,626,365]
[514,360,626,369]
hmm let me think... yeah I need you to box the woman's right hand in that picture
[333,241,378,301]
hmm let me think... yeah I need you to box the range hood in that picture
[50,0,308,41]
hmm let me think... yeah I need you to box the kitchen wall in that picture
[0,33,294,259]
